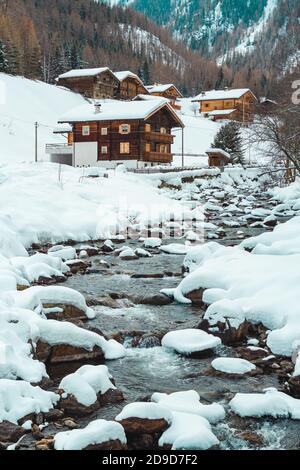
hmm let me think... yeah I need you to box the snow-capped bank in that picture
[0,73,85,163]
[163,215,300,357]
[0,162,192,248]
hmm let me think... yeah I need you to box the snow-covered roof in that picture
[146,84,183,97]
[58,99,184,127]
[206,148,231,159]
[193,88,256,101]
[134,94,169,103]
[208,109,236,116]
[114,70,144,85]
[58,67,112,80]
[53,123,73,134]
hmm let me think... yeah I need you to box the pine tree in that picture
[0,40,8,72]
[212,121,245,165]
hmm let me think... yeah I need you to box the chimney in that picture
[224,87,229,91]
[201,91,205,96]
[94,102,102,114]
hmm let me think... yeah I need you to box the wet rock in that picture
[235,431,264,446]
[0,421,26,443]
[32,424,44,440]
[131,273,164,279]
[199,319,249,345]
[287,377,300,399]
[137,334,161,349]
[44,409,64,422]
[43,303,88,322]
[235,346,270,361]
[77,246,99,257]
[101,240,115,253]
[98,389,124,406]
[58,394,100,417]
[138,293,172,306]
[129,434,155,450]
[35,275,66,286]
[84,440,127,451]
[35,438,54,450]
[118,417,169,435]
[36,341,104,364]
[63,418,79,429]
[185,288,205,305]
[66,260,89,274]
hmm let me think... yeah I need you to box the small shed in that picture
[206,148,231,167]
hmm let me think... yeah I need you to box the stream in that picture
[23,187,300,451]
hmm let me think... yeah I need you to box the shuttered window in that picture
[120,142,130,154]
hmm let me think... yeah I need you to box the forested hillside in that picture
[0,0,222,95]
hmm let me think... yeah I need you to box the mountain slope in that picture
[0,0,221,94]
[108,0,300,85]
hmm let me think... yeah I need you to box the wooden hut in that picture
[57,67,119,99]
[206,148,231,167]
[146,84,183,111]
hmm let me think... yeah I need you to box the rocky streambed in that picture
[14,187,300,451]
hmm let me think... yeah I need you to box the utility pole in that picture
[34,122,38,163]
[182,127,184,168]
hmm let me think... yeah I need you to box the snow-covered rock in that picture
[151,390,225,424]
[211,357,256,375]
[230,389,300,419]
[143,238,162,248]
[162,329,221,356]
[159,411,218,450]
[54,419,127,450]
[0,380,59,424]
[59,365,116,407]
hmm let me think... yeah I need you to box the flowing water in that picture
[43,190,299,451]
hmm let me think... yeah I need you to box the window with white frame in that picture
[101,127,108,135]
[101,146,108,154]
[82,125,90,136]
[120,142,130,154]
[160,127,167,134]
[119,124,131,134]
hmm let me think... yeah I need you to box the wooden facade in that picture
[193,89,257,123]
[147,84,183,111]
[114,73,149,100]
[57,69,119,99]
[206,149,231,168]
[70,106,180,166]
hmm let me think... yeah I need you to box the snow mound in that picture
[211,357,256,375]
[159,411,219,450]
[151,390,225,424]
[59,365,116,406]
[116,402,172,424]
[54,419,126,450]
[0,380,59,424]
[230,389,300,419]
[143,238,162,248]
[162,329,221,355]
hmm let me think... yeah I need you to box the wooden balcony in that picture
[143,151,173,164]
[144,132,174,144]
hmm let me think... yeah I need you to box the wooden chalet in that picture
[48,99,184,169]
[57,67,119,99]
[192,88,257,123]
[114,71,149,100]
[146,84,183,111]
